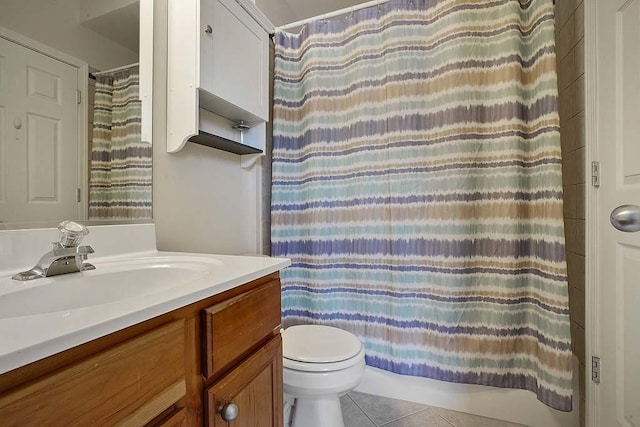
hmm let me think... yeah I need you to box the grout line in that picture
[377,408,454,427]
[372,407,427,426]
[376,408,425,427]
[346,393,377,426]
[434,411,457,427]
[430,408,458,427]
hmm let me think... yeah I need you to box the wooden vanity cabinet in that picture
[0,273,283,427]
[206,335,282,427]
[0,321,187,426]
[202,278,282,426]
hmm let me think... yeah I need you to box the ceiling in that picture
[255,0,368,27]
[79,0,139,53]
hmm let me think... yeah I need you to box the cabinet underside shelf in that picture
[189,130,263,155]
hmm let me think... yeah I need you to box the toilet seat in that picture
[282,325,365,372]
[283,347,365,372]
[282,325,367,427]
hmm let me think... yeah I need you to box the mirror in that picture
[0,0,153,229]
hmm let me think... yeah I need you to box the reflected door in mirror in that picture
[0,37,81,222]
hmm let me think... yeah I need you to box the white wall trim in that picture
[166,0,200,153]
[584,0,599,425]
[140,0,154,144]
[235,0,275,33]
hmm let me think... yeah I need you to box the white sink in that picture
[0,256,223,318]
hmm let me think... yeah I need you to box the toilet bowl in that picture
[282,325,366,427]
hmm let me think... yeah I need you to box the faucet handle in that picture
[58,221,89,248]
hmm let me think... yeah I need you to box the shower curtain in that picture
[271,0,572,411]
[89,65,152,220]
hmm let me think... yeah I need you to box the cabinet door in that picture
[200,0,269,121]
[155,408,187,427]
[206,335,283,427]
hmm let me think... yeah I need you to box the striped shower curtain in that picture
[89,65,152,220]
[271,0,573,411]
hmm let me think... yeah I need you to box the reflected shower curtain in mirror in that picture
[271,0,572,411]
[89,65,152,220]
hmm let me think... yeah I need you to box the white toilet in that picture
[282,324,366,427]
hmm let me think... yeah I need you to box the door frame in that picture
[585,0,599,425]
[0,25,89,220]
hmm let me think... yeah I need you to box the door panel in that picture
[27,66,62,103]
[618,0,640,183]
[595,0,640,425]
[27,113,59,201]
[621,246,640,424]
[0,36,80,222]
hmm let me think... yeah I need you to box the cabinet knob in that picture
[218,402,239,421]
[204,24,213,35]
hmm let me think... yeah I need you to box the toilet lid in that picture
[282,325,363,363]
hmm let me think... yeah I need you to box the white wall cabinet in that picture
[167,0,273,154]
[200,0,269,122]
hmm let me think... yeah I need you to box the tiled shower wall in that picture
[555,0,586,425]
[262,42,275,256]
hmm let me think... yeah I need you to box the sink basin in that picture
[0,256,222,318]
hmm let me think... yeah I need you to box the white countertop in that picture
[0,250,290,375]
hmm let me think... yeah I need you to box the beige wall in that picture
[255,0,297,27]
[152,0,263,256]
[0,0,138,71]
[556,0,586,425]
[153,142,263,255]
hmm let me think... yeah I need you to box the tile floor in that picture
[340,391,527,427]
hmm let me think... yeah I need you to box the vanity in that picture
[0,224,290,426]
[0,0,283,422]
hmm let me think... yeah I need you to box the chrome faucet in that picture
[12,221,96,281]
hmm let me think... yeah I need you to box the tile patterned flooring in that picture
[340,391,527,427]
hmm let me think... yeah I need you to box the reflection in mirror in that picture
[0,0,152,228]
[89,64,151,220]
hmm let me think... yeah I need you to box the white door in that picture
[592,0,640,426]
[0,36,80,222]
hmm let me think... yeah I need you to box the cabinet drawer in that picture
[0,320,186,427]
[203,279,281,379]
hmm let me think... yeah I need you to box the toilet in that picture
[282,324,366,427]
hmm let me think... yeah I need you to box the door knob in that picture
[610,205,640,232]
[218,402,239,421]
